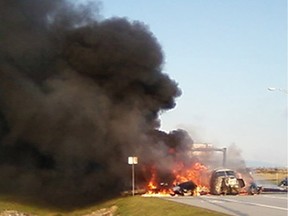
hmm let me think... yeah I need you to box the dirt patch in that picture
[0,206,118,216]
[0,210,35,216]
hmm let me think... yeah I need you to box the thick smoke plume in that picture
[0,0,182,207]
[0,0,249,207]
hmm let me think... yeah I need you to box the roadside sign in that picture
[128,156,138,164]
[128,156,138,196]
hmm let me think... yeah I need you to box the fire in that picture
[147,181,157,190]
[147,166,157,191]
[144,161,210,196]
[145,166,173,195]
[173,162,209,186]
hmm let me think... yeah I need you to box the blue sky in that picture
[85,0,287,166]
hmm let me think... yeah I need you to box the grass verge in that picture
[0,195,227,216]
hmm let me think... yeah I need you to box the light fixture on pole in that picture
[268,87,288,95]
[128,156,138,196]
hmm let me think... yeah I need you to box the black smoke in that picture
[0,0,181,207]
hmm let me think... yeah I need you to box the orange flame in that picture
[173,162,209,186]
[144,161,210,196]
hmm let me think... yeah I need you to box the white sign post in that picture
[128,156,138,196]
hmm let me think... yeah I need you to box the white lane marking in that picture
[262,195,288,200]
[202,197,288,211]
[208,200,224,204]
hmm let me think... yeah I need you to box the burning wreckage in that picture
[139,143,254,197]
[141,165,249,197]
[141,165,253,197]
[209,168,245,195]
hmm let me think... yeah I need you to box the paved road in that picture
[164,193,288,216]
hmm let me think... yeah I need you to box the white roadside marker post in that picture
[128,156,138,196]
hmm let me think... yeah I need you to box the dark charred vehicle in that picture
[171,181,197,196]
[247,182,263,195]
[278,177,288,190]
[259,177,288,193]
[210,168,245,195]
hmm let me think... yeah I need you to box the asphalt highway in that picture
[164,193,288,216]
